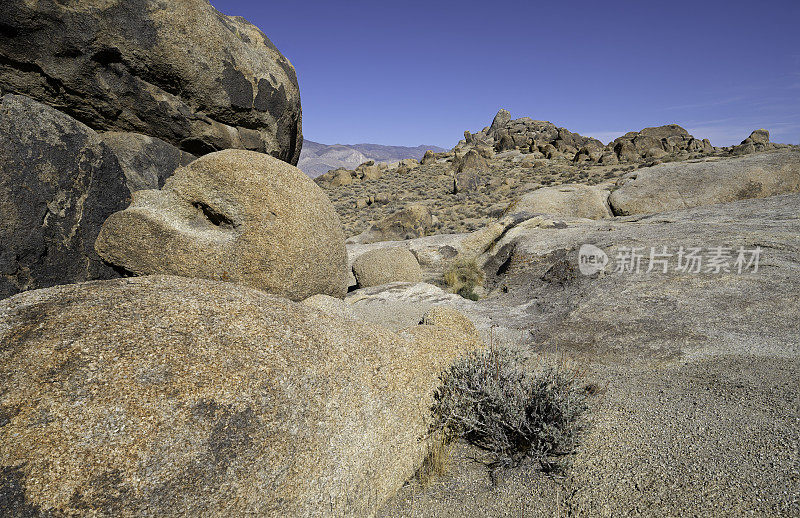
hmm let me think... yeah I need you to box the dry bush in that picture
[444,257,484,300]
[429,347,589,473]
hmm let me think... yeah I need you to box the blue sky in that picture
[213,0,799,148]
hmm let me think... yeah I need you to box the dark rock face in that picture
[0,0,302,164]
[100,132,195,192]
[0,94,128,300]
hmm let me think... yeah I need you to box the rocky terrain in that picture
[298,140,445,177]
[315,109,797,238]
[1,1,799,517]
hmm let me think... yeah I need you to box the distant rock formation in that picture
[610,124,714,162]
[464,109,605,160]
[0,0,302,163]
[731,129,775,155]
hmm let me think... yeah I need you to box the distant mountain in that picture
[298,140,446,178]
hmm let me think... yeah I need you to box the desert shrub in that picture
[444,257,484,300]
[430,347,588,472]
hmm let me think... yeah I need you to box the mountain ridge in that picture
[299,139,446,177]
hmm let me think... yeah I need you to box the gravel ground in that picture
[378,356,799,516]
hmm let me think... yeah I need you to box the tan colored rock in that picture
[399,158,419,168]
[608,150,800,216]
[453,149,488,193]
[747,129,770,145]
[95,149,349,301]
[349,204,433,244]
[421,306,479,340]
[301,293,357,320]
[0,275,480,516]
[508,184,612,219]
[352,248,423,288]
[330,168,355,186]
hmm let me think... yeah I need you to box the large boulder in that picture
[732,129,773,155]
[348,204,433,244]
[0,0,302,163]
[352,248,423,288]
[95,150,348,301]
[0,275,480,516]
[508,184,612,220]
[0,94,128,300]
[100,132,196,192]
[453,149,488,193]
[608,150,800,216]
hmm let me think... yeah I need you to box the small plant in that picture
[444,257,484,300]
[429,347,588,473]
[414,430,452,486]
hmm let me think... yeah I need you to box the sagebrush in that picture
[444,257,484,300]
[430,347,588,472]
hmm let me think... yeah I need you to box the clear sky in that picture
[212,0,799,148]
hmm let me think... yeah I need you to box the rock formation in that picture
[0,94,129,300]
[100,132,196,192]
[608,150,800,215]
[0,0,302,163]
[352,248,423,288]
[508,184,613,220]
[610,124,714,162]
[96,150,349,301]
[348,204,433,244]
[0,275,480,516]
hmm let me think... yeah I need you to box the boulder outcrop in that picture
[610,124,714,162]
[352,248,423,288]
[0,275,480,516]
[508,184,613,220]
[348,204,433,245]
[0,94,128,300]
[0,0,302,162]
[608,150,800,215]
[95,149,349,301]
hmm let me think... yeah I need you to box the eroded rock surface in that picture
[0,275,480,516]
[0,94,128,300]
[96,150,348,301]
[0,0,302,162]
[608,150,800,215]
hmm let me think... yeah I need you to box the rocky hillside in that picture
[315,109,797,238]
[299,140,445,177]
[1,1,799,516]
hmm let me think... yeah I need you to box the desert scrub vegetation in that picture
[429,347,589,473]
[444,257,484,300]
